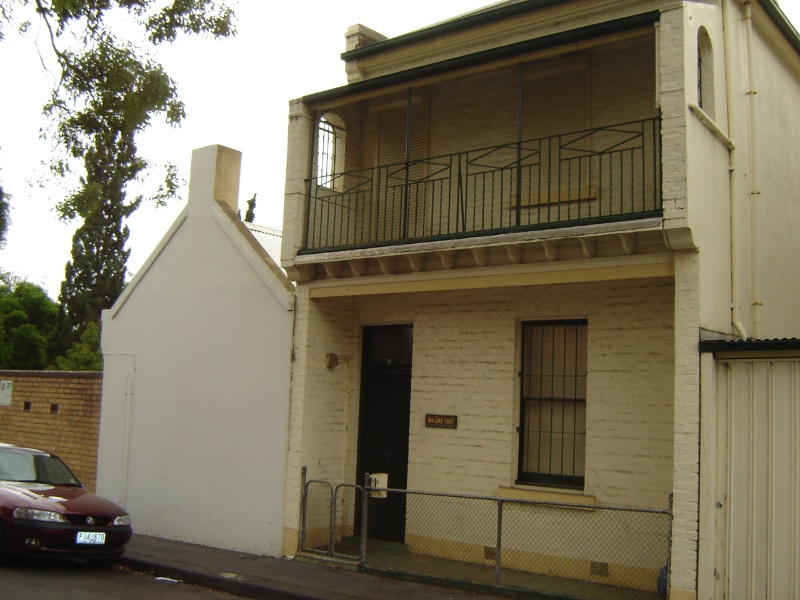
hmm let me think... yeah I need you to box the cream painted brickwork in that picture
[283,285,358,541]
[670,250,701,595]
[590,36,657,129]
[350,34,657,195]
[659,3,690,238]
[281,100,314,269]
[0,371,102,491]
[286,277,675,534]
[656,9,703,590]
[343,0,663,84]
[284,275,675,579]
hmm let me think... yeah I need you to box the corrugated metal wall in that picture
[714,359,800,600]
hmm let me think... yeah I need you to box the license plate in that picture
[76,532,106,545]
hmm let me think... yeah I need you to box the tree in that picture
[53,152,133,357]
[0,185,8,248]
[0,1,235,350]
[0,274,59,370]
[52,321,102,371]
[245,193,257,223]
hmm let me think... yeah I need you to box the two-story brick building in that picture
[278,1,800,599]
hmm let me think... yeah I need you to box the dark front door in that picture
[357,325,412,543]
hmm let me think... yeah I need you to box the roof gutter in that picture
[340,0,800,62]
[699,338,800,354]
[755,0,800,56]
[304,11,659,106]
[341,0,569,61]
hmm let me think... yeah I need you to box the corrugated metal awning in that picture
[699,337,800,357]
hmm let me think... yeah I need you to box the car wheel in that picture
[0,522,6,566]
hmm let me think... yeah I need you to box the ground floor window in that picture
[518,320,587,488]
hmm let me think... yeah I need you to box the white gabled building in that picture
[97,145,294,557]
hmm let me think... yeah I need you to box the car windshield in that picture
[0,449,82,486]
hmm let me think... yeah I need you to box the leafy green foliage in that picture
[0,275,59,370]
[52,321,102,371]
[245,192,256,223]
[0,0,235,354]
[35,1,234,43]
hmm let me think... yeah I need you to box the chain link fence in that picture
[300,470,671,600]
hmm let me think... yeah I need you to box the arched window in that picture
[698,27,715,119]
[316,115,345,189]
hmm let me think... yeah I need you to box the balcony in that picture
[302,118,661,255]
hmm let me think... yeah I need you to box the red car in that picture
[0,443,132,566]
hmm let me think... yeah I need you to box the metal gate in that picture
[299,469,364,560]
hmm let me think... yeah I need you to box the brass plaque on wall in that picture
[425,414,457,429]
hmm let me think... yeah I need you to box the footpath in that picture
[120,534,508,600]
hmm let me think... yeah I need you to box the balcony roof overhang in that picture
[286,216,693,290]
[305,252,675,299]
[302,11,659,109]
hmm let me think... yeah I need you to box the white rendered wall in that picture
[98,146,294,556]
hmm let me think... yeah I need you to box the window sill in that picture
[496,486,596,507]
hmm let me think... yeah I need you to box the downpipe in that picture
[743,1,761,336]
[723,0,749,340]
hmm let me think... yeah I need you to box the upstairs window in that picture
[518,320,587,489]
[698,27,715,119]
[317,117,337,187]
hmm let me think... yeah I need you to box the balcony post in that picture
[403,87,412,239]
[515,63,524,226]
[282,99,316,276]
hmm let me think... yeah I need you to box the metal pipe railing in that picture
[303,118,661,253]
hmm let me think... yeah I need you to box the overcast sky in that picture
[1,0,799,299]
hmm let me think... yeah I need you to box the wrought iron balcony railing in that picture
[303,118,661,253]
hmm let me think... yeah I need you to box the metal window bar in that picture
[317,118,337,187]
[519,321,587,488]
[302,118,661,253]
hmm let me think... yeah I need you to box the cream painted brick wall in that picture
[590,35,658,125]
[289,277,675,521]
[281,100,314,267]
[659,5,689,231]
[408,305,516,496]
[670,250,701,592]
[351,35,658,176]
[283,286,358,533]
